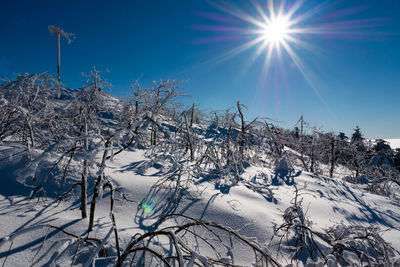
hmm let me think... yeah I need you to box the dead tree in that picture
[236,101,257,157]
[48,25,74,82]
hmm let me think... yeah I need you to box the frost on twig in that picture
[270,186,400,265]
[118,214,281,267]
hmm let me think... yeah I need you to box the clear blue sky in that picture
[1,0,399,139]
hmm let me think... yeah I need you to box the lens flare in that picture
[141,203,153,214]
[141,196,159,214]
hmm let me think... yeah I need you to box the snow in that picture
[385,138,400,149]
[1,146,400,266]
[3,60,400,267]
[0,74,399,265]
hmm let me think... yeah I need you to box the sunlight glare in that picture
[262,16,290,44]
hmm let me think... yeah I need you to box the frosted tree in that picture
[236,101,258,157]
[370,139,393,166]
[75,68,109,218]
[0,73,63,149]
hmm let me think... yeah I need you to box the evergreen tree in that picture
[338,132,348,141]
[351,126,364,143]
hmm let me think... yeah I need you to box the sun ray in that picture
[210,1,266,29]
[285,0,305,19]
[287,1,331,27]
[276,0,286,19]
[284,35,322,54]
[280,39,339,121]
[252,1,270,24]
[267,0,276,20]
[188,0,382,117]
[212,35,266,63]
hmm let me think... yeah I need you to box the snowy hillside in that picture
[1,73,400,266]
[1,147,400,266]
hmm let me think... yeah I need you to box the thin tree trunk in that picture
[237,101,246,156]
[26,116,35,148]
[151,125,157,146]
[310,137,315,173]
[104,183,121,264]
[329,138,335,178]
[88,139,111,232]
[135,97,139,119]
[354,159,359,178]
[184,114,194,161]
[57,33,60,82]
[88,174,102,233]
[226,126,232,165]
[81,160,88,218]
[190,103,194,126]
[81,118,88,219]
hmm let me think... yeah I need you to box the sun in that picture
[261,16,290,44]
[206,0,303,60]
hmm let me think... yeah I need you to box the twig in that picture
[1,241,13,267]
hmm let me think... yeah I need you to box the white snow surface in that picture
[1,148,400,266]
[385,138,400,149]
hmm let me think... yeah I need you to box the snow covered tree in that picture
[73,67,112,218]
[0,73,64,149]
[370,139,393,166]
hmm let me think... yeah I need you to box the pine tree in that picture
[338,132,348,141]
[351,126,364,143]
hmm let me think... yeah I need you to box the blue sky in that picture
[1,0,400,139]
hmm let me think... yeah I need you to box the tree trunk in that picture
[329,138,335,178]
[190,103,195,126]
[310,137,315,173]
[226,126,232,165]
[81,160,88,218]
[25,115,35,148]
[354,159,359,178]
[88,140,111,232]
[81,118,88,218]
[151,125,157,146]
[237,101,246,156]
[57,33,60,82]
[88,173,102,232]
[184,114,194,161]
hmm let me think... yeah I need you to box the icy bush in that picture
[325,224,400,266]
[274,151,292,172]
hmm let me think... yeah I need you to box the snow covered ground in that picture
[1,147,399,266]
